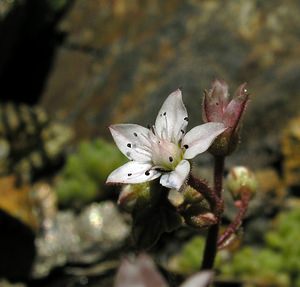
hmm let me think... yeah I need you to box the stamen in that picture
[163,112,169,139]
[133,146,152,157]
[175,120,188,143]
[151,125,156,135]
[153,167,167,172]
[137,133,152,151]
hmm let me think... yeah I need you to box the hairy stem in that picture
[201,156,224,270]
[187,175,222,214]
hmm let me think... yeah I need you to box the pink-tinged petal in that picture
[114,254,168,287]
[160,160,190,190]
[155,89,188,143]
[109,124,152,162]
[202,79,229,122]
[106,161,160,184]
[223,83,249,130]
[180,271,213,287]
[182,122,226,159]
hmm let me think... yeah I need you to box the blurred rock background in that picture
[1,0,299,168]
[40,0,300,169]
[1,0,300,286]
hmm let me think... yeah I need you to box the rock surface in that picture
[40,0,300,168]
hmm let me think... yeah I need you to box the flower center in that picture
[151,139,183,171]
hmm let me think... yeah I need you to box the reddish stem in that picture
[187,175,223,216]
[218,190,251,248]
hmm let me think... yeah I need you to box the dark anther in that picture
[127,143,132,148]
[184,117,189,121]
[145,170,150,176]
[184,144,189,149]
[128,173,132,176]
[154,167,166,172]
[169,156,173,162]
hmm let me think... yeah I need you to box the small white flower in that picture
[106,89,226,190]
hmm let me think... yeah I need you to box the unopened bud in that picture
[208,130,239,156]
[168,189,184,207]
[182,185,204,204]
[203,80,249,156]
[118,182,151,212]
[185,212,218,228]
[226,166,257,200]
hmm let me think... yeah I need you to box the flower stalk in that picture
[201,156,224,270]
[217,190,251,249]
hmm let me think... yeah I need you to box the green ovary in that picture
[151,139,183,170]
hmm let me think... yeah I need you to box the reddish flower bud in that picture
[202,80,249,156]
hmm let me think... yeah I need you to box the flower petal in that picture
[180,271,213,287]
[109,124,152,162]
[106,161,160,184]
[182,122,226,159]
[202,79,229,122]
[155,89,188,143]
[115,255,168,287]
[223,83,249,131]
[160,160,190,190]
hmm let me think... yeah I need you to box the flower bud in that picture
[185,212,218,228]
[203,80,249,156]
[168,189,184,207]
[118,183,151,212]
[182,185,204,204]
[226,166,257,200]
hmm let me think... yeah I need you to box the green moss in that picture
[170,208,300,286]
[55,138,126,206]
[174,236,205,274]
[220,208,300,286]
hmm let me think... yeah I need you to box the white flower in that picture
[106,89,226,190]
